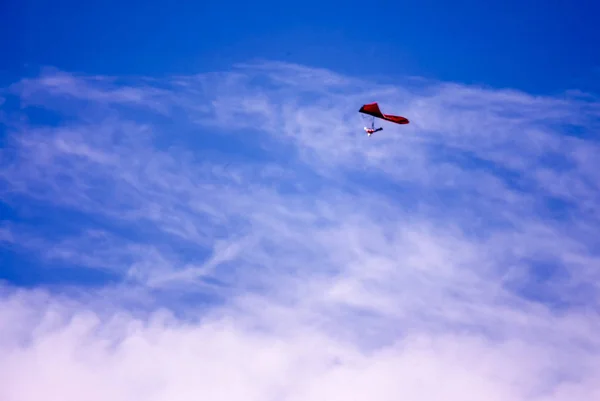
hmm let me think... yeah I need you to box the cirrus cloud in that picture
[0,60,599,400]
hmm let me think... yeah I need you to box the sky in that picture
[1,1,600,400]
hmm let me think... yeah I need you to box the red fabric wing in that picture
[359,102,409,125]
[359,102,384,118]
[383,114,409,124]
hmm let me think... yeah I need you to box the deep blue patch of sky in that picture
[3,0,599,95]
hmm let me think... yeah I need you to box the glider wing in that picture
[359,102,409,125]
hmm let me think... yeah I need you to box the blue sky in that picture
[1,1,600,400]
[4,0,600,94]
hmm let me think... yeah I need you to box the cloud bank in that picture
[1,61,599,400]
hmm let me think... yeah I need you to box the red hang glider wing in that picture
[359,102,385,119]
[383,114,409,124]
[359,102,409,125]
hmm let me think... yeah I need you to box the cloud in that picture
[0,60,599,400]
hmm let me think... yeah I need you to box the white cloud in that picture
[0,60,599,400]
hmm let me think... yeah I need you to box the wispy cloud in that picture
[0,60,599,400]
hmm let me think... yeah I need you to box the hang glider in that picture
[359,102,409,136]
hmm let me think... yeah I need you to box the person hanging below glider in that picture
[359,102,409,136]
[364,126,383,136]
